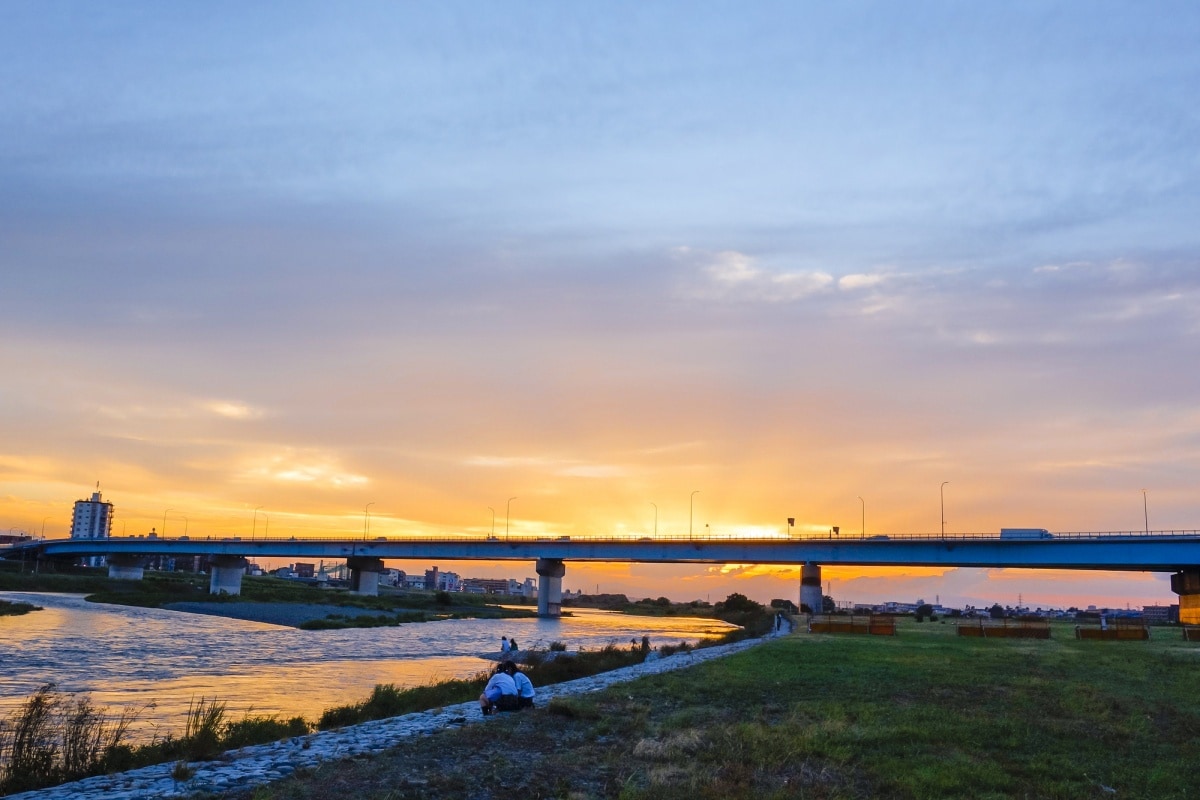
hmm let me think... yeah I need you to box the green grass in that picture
[606,620,1200,799]
[234,619,1200,800]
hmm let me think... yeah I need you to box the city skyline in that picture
[3,4,1199,610]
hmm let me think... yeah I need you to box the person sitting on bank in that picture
[500,635,511,656]
[480,662,519,716]
[508,637,519,652]
[503,660,535,709]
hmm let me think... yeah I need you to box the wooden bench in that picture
[808,614,896,636]
[1182,626,1200,642]
[956,619,1051,639]
[1074,623,1150,641]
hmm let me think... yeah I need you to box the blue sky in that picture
[2,3,1199,608]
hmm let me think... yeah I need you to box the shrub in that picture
[222,715,310,750]
[181,698,226,761]
[0,684,140,795]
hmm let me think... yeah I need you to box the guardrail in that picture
[62,529,1200,545]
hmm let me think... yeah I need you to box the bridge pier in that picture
[348,556,385,595]
[1171,569,1200,625]
[536,558,565,618]
[107,554,144,581]
[800,562,822,614]
[209,555,247,595]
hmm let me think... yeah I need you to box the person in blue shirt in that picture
[503,660,535,709]
[479,663,518,716]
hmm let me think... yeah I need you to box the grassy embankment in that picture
[0,595,771,796]
[230,618,1200,800]
[0,564,537,628]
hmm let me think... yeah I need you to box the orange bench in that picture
[1074,624,1149,641]
[956,619,1051,639]
[808,614,896,636]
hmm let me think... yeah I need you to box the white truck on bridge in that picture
[1000,528,1052,539]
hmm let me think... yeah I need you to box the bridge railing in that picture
[77,528,1200,546]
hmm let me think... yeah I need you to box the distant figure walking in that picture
[500,636,511,656]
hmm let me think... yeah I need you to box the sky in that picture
[2,2,1199,610]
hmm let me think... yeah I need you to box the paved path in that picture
[8,635,777,800]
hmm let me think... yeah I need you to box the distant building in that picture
[70,487,113,542]
[70,486,113,567]
[424,566,441,591]
[1142,604,1180,624]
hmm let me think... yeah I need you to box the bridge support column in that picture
[209,556,247,595]
[800,562,822,614]
[536,558,565,618]
[1171,569,1200,625]
[348,557,385,596]
[107,554,144,581]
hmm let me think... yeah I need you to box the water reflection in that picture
[0,592,736,738]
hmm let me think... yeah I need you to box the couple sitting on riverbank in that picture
[479,660,535,716]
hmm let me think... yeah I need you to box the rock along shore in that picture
[7,634,777,800]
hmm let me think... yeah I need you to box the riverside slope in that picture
[6,634,777,800]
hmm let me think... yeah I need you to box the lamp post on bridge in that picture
[363,502,374,540]
[940,482,949,538]
[488,507,495,539]
[252,506,263,540]
[1143,489,1149,534]
[506,497,516,542]
[162,508,173,537]
[689,491,700,540]
[858,496,865,537]
[650,502,658,538]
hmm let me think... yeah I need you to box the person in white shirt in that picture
[479,663,518,716]
[503,661,535,709]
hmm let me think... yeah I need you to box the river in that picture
[0,592,736,739]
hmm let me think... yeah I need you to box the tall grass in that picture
[0,688,312,796]
[0,684,140,796]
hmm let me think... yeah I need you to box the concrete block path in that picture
[8,635,776,800]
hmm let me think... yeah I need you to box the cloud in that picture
[204,401,265,420]
[239,450,368,488]
[838,273,888,290]
[674,247,834,302]
[466,454,629,479]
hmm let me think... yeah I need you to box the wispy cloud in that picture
[674,248,834,302]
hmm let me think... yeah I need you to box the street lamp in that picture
[940,482,949,538]
[40,516,50,538]
[363,502,374,540]
[252,506,263,540]
[506,497,517,541]
[1142,489,1148,534]
[162,508,173,537]
[858,496,865,537]
[689,491,700,540]
[488,507,495,539]
[650,502,658,538]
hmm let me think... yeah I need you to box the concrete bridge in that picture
[7,530,1200,622]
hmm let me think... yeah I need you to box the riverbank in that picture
[160,601,409,628]
[11,620,1200,798]
[3,633,775,800]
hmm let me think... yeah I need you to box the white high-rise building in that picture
[70,486,113,542]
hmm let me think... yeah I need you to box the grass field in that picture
[230,619,1200,800]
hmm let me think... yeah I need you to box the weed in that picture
[171,759,194,781]
[181,697,226,761]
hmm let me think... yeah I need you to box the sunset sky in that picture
[3,3,1199,610]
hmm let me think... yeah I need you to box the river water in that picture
[0,592,735,740]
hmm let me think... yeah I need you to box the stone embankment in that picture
[7,635,777,800]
